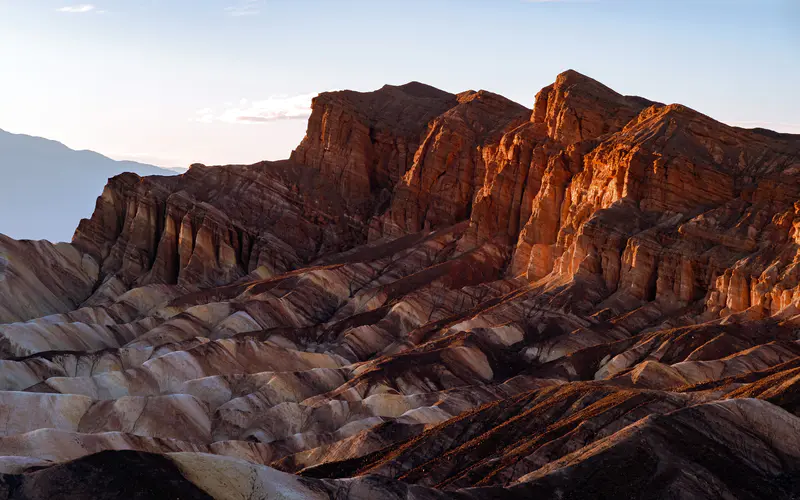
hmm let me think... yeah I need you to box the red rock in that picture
[1,70,800,499]
[290,83,459,215]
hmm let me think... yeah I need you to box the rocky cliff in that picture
[0,70,800,499]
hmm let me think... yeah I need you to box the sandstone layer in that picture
[1,71,800,499]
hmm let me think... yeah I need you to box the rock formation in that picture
[0,70,800,499]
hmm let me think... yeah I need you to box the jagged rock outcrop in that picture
[1,70,800,499]
[534,69,657,145]
[72,161,367,289]
[291,82,459,214]
[378,90,529,238]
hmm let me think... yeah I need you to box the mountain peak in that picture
[0,128,176,242]
[3,72,800,499]
[531,69,657,144]
[554,68,603,86]
[392,81,454,100]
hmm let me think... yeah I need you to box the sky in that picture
[0,0,798,170]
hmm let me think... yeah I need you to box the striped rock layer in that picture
[1,71,800,499]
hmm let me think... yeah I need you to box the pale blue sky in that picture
[0,0,797,169]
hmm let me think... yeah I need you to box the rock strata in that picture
[1,70,799,499]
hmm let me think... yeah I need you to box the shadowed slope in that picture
[0,71,799,499]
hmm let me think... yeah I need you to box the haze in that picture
[0,0,797,171]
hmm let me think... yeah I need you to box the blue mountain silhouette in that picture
[0,128,178,242]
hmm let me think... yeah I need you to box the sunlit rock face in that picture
[1,71,800,498]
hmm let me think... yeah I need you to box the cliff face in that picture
[290,82,459,215]
[72,161,367,289]
[1,71,800,498]
[380,90,530,238]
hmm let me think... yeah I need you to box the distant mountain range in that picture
[0,128,180,242]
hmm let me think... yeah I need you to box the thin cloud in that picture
[226,0,261,17]
[194,108,215,124]
[196,93,327,125]
[57,4,95,13]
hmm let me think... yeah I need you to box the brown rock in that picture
[2,70,800,500]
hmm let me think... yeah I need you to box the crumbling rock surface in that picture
[1,70,800,498]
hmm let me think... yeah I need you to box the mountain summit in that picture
[0,128,177,242]
[0,71,799,498]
